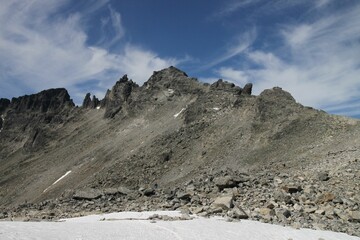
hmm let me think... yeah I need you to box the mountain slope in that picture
[0,66,359,235]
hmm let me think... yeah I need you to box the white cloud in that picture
[102,4,125,48]
[117,45,179,85]
[216,67,249,86]
[214,3,360,116]
[281,25,313,47]
[0,0,179,105]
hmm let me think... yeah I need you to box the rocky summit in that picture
[0,66,359,236]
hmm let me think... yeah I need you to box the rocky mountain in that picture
[0,66,359,236]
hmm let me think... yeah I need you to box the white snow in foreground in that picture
[43,171,72,193]
[174,108,185,118]
[0,211,359,240]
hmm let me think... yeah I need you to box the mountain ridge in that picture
[0,66,359,236]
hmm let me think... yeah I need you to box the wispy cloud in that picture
[213,0,259,18]
[315,0,332,9]
[0,0,180,104]
[202,29,256,70]
[213,1,360,117]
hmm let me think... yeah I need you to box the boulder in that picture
[212,193,234,210]
[349,211,360,222]
[144,188,155,197]
[214,176,237,190]
[73,189,103,200]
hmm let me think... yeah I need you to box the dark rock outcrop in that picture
[144,66,202,95]
[23,128,47,152]
[210,79,242,95]
[82,93,100,109]
[82,93,92,108]
[103,75,139,118]
[0,98,10,114]
[9,88,74,113]
[242,83,253,95]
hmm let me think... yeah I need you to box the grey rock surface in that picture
[0,66,359,237]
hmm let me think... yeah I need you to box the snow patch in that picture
[63,211,183,222]
[43,171,72,193]
[213,107,220,111]
[168,89,174,94]
[0,211,358,240]
[96,106,101,110]
[174,108,185,118]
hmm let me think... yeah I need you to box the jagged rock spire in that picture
[82,93,100,109]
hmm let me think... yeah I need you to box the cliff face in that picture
[8,88,74,113]
[0,66,358,214]
[0,88,75,154]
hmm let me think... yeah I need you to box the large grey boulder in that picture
[73,189,103,200]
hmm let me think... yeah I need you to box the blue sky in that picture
[0,0,360,118]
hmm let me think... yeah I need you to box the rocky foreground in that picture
[2,152,359,237]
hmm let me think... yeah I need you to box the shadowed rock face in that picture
[9,88,74,113]
[0,98,10,114]
[82,93,100,109]
[103,75,139,118]
[0,88,75,154]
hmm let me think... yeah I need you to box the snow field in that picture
[0,211,359,240]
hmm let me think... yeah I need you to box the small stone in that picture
[267,203,275,209]
[333,197,344,204]
[259,208,275,216]
[304,207,317,213]
[316,192,335,204]
[282,210,291,218]
[315,209,325,215]
[349,211,360,222]
[192,207,204,214]
[282,185,302,194]
[144,188,155,196]
[293,204,302,211]
[176,191,191,201]
[228,206,249,219]
[291,222,301,229]
[318,172,330,181]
